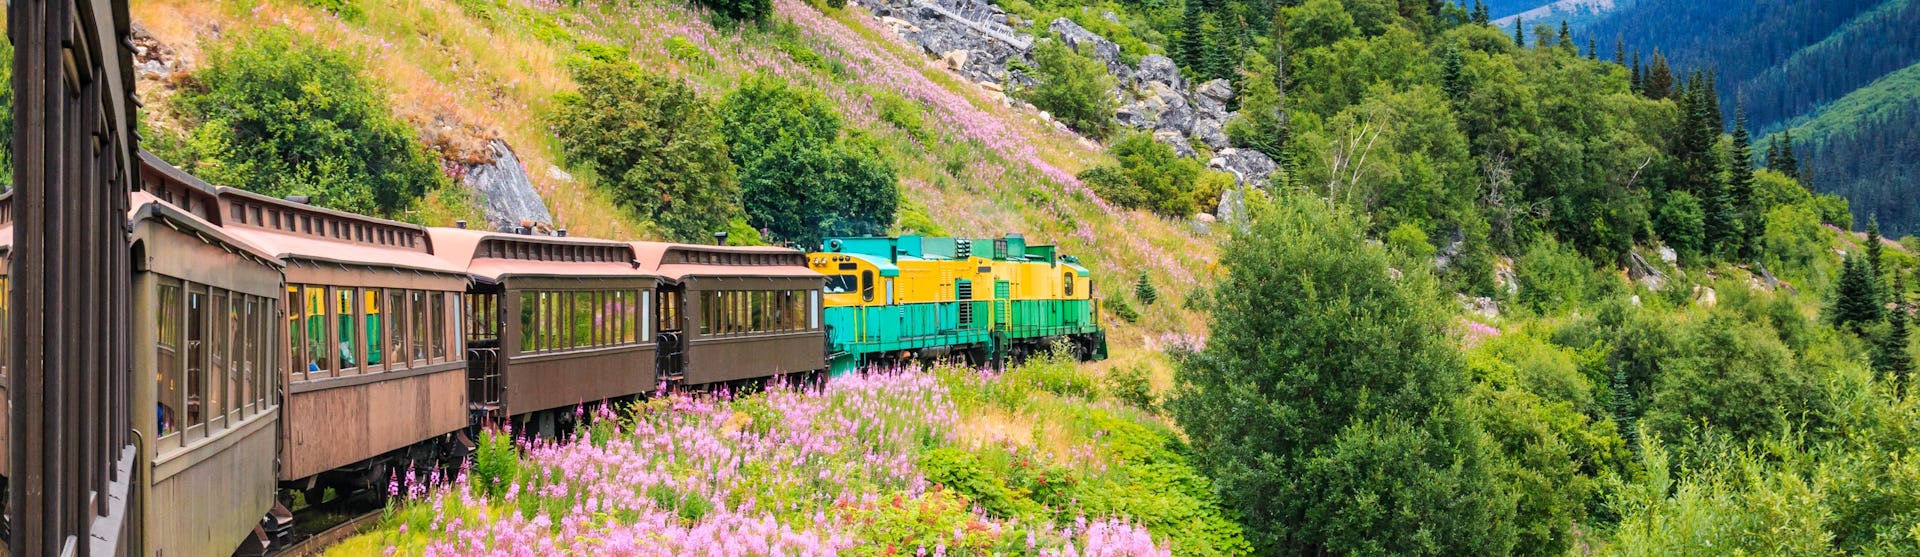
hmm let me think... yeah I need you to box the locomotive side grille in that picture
[956,281,973,326]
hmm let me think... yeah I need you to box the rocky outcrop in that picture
[463,140,554,232]
[869,1,1277,194]
[1208,148,1277,187]
[872,0,1030,85]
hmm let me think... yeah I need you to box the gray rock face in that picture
[1193,118,1229,150]
[1194,78,1233,115]
[1217,185,1245,223]
[463,140,554,232]
[874,0,1032,85]
[1134,54,1183,90]
[1209,148,1278,187]
[867,3,1269,185]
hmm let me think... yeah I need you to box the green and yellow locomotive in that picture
[808,234,1107,374]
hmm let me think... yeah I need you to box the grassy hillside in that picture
[130,0,1215,353]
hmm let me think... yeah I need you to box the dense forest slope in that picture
[1575,0,1920,232]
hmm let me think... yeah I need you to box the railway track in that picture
[263,488,387,557]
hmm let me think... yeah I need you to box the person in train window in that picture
[157,403,173,436]
[339,338,356,368]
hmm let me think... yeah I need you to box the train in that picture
[0,151,1106,556]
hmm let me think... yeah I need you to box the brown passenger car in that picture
[430,228,659,437]
[634,243,826,386]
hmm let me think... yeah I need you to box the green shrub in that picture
[1517,236,1604,314]
[1655,191,1707,263]
[173,30,446,218]
[552,60,739,242]
[1078,132,1228,217]
[1106,363,1156,411]
[721,75,899,246]
[1018,40,1116,140]
[871,90,931,143]
[1643,312,1832,445]
[303,0,366,22]
[1386,222,1438,262]
[894,202,947,236]
[1004,345,1098,399]
[917,448,1035,518]
[1107,297,1141,323]
[695,0,772,23]
[663,36,712,67]
[471,428,519,501]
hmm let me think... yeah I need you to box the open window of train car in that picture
[431,227,660,421]
[209,186,471,486]
[638,243,826,385]
[126,179,291,557]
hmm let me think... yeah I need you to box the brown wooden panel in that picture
[504,347,656,416]
[282,385,367,481]
[147,415,276,557]
[684,332,825,385]
[282,368,468,481]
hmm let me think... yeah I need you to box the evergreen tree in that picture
[1587,37,1597,60]
[1779,130,1800,179]
[1176,0,1206,74]
[1831,254,1885,331]
[1891,273,1915,396]
[1765,135,1782,171]
[1729,102,1758,256]
[1513,16,1525,47]
[1613,37,1625,65]
[1630,51,1643,93]
[1471,0,1489,25]
[1205,15,1241,82]
[1644,50,1674,99]
[1135,272,1159,306]
[1557,20,1573,51]
[1610,365,1639,454]
[1441,45,1467,101]
[1868,216,1885,280]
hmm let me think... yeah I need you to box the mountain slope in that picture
[1577,0,1920,231]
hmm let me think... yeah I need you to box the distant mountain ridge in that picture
[1489,0,1622,28]
[1574,0,1920,233]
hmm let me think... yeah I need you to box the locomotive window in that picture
[837,262,858,271]
[825,275,858,294]
[1064,273,1074,297]
[157,280,183,444]
[861,271,876,302]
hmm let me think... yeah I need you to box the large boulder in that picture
[464,140,554,232]
[1156,105,1195,135]
[1193,78,1233,116]
[1209,148,1277,187]
[1134,54,1183,90]
[1193,117,1229,150]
